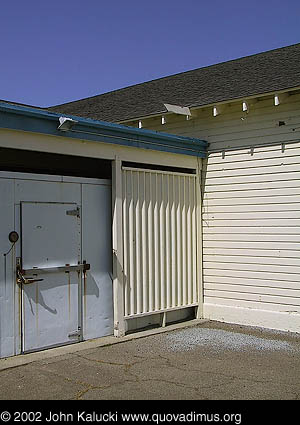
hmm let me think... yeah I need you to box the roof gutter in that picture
[0,102,208,158]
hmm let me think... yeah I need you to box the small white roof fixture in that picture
[242,101,249,112]
[164,103,191,116]
[213,106,220,117]
[57,116,78,131]
[274,93,289,106]
[213,104,225,117]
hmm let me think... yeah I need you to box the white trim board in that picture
[203,304,300,333]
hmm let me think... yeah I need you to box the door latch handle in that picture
[16,268,44,285]
[21,278,44,285]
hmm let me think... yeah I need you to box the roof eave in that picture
[0,102,208,158]
[118,85,300,124]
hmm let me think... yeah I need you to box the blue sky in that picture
[1,0,299,107]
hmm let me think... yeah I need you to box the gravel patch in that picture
[164,327,298,353]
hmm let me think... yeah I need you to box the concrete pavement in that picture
[0,320,299,400]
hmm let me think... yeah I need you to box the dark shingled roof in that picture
[48,43,300,123]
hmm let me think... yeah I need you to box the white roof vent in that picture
[164,103,191,116]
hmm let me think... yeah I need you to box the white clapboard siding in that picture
[205,173,300,187]
[203,233,300,242]
[203,248,300,258]
[207,142,300,162]
[203,211,300,220]
[204,174,300,191]
[204,275,300,290]
[204,294,300,311]
[204,196,300,206]
[204,186,300,198]
[203,138,300,321]
[204,204,300,213]
[203,267,299,283]
[203,226,300,234]
[205,284,300,301]
[207,154,300,170]
[204,255,300,267]
[203,296,300,313]
[203,261,300,275]
[203,240,299,250]
[206,163,300,179]
[122,167,199,317]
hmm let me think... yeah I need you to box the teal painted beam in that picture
[0,102,208,157]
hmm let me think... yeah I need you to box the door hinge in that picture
[68,330,81,339]
[66,207,80,218]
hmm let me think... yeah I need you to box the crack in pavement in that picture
[73,352,148,369]
[151,354,300,388]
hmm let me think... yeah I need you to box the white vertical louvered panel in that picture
[122,167,198,317]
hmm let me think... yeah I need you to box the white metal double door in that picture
[21,202,82,352]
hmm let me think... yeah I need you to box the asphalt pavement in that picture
[0,320,299,400]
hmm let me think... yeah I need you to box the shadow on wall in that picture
[24,270,101,316]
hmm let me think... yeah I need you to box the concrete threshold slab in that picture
[0,318,209,371]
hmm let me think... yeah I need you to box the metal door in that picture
[20,202,82,352]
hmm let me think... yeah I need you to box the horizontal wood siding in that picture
[203,142,300,313]
[133,93,300,323]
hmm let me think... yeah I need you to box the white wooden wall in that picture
[126,91,300,332]
[203,142,300,323]
[122,167,199,318]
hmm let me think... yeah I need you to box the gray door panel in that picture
[21,202,81,352]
